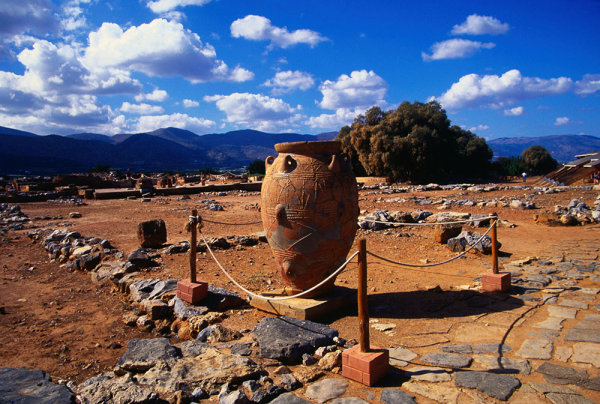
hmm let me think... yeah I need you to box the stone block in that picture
[482,271,511,292]
[177,279,208,304]
[342,344,389,386]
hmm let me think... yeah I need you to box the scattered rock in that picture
[137,219,167,248]
[252,317,338,364]
[77,373,158,404]
[433,224,462,244]
[116,338,181,374]
[0,368,74,404]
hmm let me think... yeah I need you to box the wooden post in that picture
[491,212,498,274]
[357,238,370,353]
[190,208,197,283]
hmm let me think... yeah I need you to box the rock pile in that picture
[0,204,30,233]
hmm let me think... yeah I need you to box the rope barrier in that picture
[190,215,262,226]
[366,221,496,268]
[199,229,359,301]
[360,216,497,227]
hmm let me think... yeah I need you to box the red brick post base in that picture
[481,271,511,292]
[342,344,389,386]
[177,279,208,303]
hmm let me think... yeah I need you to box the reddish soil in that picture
[1,176,599,401]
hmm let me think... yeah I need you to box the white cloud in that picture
[467,124,490,132]
[147,0,212,14]
[0,0,59,37]
[554,117,570,126]
[135,89,169,102]
[262,70,315,94]
[451,14,510,35]
[230,15,327,49]
[307,108,362,130]
[204,92,302,131]
[120,102,164,115]
[136,113,215,133]
[422,39,495,61]
[183,99,199,107]
[61,0,90,31]
[434,69,573,111]
[84,19,254,83]
[504,106,524,116]
[574,74,600,95]
[318,70,388,110]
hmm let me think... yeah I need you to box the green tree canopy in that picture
[338,101,493,183]
[247,159,266,175]
[521,145,558,175]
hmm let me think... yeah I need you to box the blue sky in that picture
[0,0,599,139]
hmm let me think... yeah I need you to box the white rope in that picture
[189,215,262,226]
[199,229,359,301]
[361,216,497,227]
[367,221,496,268]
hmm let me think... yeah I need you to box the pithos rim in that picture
[274,140,341,154]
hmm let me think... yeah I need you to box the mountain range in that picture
[487,134,600,162]
[0,125,598,175]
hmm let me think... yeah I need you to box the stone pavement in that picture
[276,244,600,403]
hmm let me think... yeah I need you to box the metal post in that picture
[190,208,197,283]
[491,212,498,274]
[358,238,370,353]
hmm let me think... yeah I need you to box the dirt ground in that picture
[1,176,599,401]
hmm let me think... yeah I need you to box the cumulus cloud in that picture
[135,89,169,102]
[61,0,89,31]
[451,14,510,35]
[230,15,327,49]
[504,106,524,116]
[136,112,215,133]
[262,70,315,94]
[147,0,212,14]
[467,124,490,132]
[183,99,199,107]
[0,0,59,37]
[307,108,362,130]
[434,69,573,111]
[574,74,600,95]
[120,102,164,115]
[422,39,495,61]
[554,117,572,126]
[318,70,388,110]
[85,19,254,83]
[204,92,302,131]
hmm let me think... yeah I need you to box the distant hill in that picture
[0,126,334,174]
[0,126,38,137]
[488,134,600,162]
[5,124,595,174]
[67,133,116,143]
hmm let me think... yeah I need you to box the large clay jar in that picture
[261,141,359,297]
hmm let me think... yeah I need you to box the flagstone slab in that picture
[516,339,553,359]
[403,381,461,404]
[572,342,600,367]
[454,371,520,401]
[547,305,577,319]
[420,352,472,368]
[558,299,588,309]
[533,317,565,331]
[473,355,531,375]
[405,366,451,382]
[388,347,417,367]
